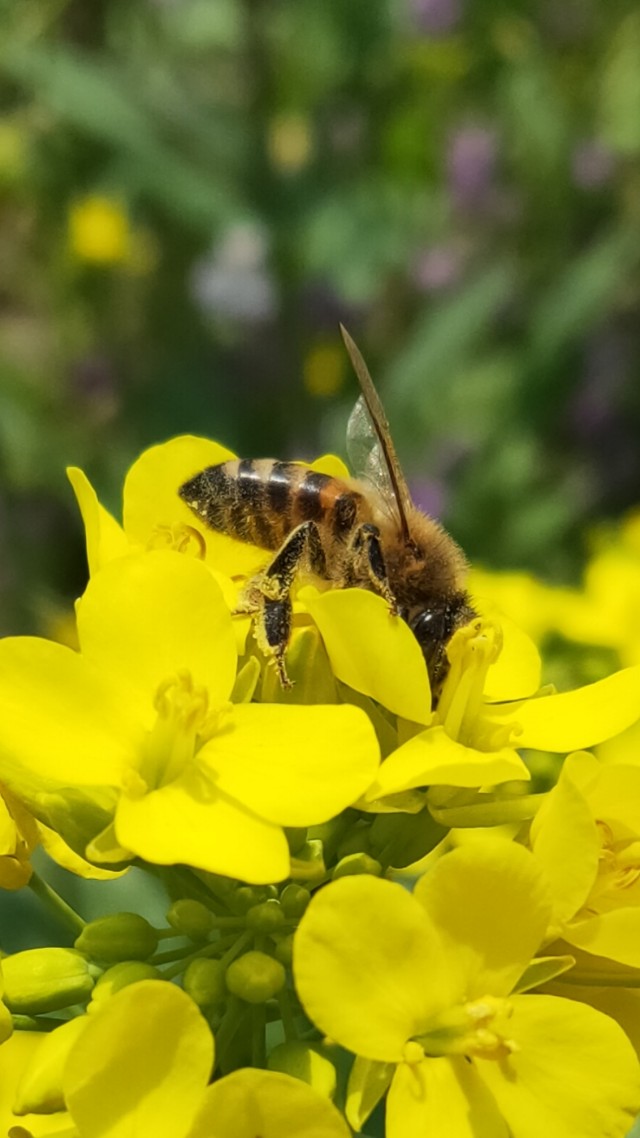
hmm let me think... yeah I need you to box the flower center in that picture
[436,620,504,747]
[125,671,231,796]
[147,523,206,559]
[411,995,517,1061]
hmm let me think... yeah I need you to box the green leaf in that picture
[528,227,640,369]
[0,42,236,229]
[385,263,515,410]
[599,12,640,154]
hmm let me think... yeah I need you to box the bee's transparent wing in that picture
[346,396,402,524]
[342,326,413,539]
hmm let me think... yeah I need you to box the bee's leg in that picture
[347,523,398,614]
[253,522,326,687]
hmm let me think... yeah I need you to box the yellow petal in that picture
[64,981,213,1138]
[38,824,126,881]
[67,467,130,575]
[188,1069,350,1138]
[302,589,432,724]
[579,760,640,835]
[529,768,600,928]
[475,994,640,1138]
[115,771,290,883]
[565,909,640,968]
[122,435,268,577]
[545,980,640,1060]
[387,1057,508,1138]
[199,703,379,826]
[0,638,139,785]
[77,551,237,719]
[413,840,551,999]
[308,454,351,479]
[483,615,542,702]
[0,1033,72,1137]
[368,725,528,798]
[293,875,452,1062]
[499,666,640,752]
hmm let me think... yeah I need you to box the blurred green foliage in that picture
[1,0,640,633]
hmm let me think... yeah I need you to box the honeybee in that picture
[179,326,475,700]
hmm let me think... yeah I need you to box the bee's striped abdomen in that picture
[179,459,365,552]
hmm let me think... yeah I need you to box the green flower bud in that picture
[166,899,214,940]
[273,933,294,967]
[268,1040,337,1099]
[245,899,285,933]
[279,884,310,918]
[89,961,160,1010]
[2,949,96,1014]
[332,853,382,880]
[232,885,278,915]
[183,958,227,1010]
[225,951,285,1004]
[14,1015,87,1115]
[74,913,159,962]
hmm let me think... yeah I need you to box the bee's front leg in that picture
[250,521,326,688]
[347,523,398,614]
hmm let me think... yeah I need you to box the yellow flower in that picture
[0,551,378,883]
[304,597,640,803]
[530,750,640,967]
[68,196,132,265]
[69,435,348,583]
[293,840,640,1138]
[303,342,346,398]
[11,981,351,1138]
[0,1032,72,1137]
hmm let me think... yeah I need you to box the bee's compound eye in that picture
[410,607,454,648]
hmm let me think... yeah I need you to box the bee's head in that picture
[407,594,476,701]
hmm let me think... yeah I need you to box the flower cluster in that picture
[0,436,639,1137]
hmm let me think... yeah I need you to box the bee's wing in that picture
[342,325,412,541]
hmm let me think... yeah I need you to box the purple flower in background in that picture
[412,244,463,293]
[446,125,499,212]
[409,477,447,519]
[409,0,463,35]
[571,140,616,191]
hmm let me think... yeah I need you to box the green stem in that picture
[428,793,547,829]
[277,986,298,1042]
[162,931,252,981]
[152,866,229,916]
[252,1003,266,1068]
[28,871,86,936]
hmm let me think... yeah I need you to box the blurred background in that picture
[2,0,640,638]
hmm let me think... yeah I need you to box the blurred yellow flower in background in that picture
[68,194,157,272]
[68,195,132,264]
